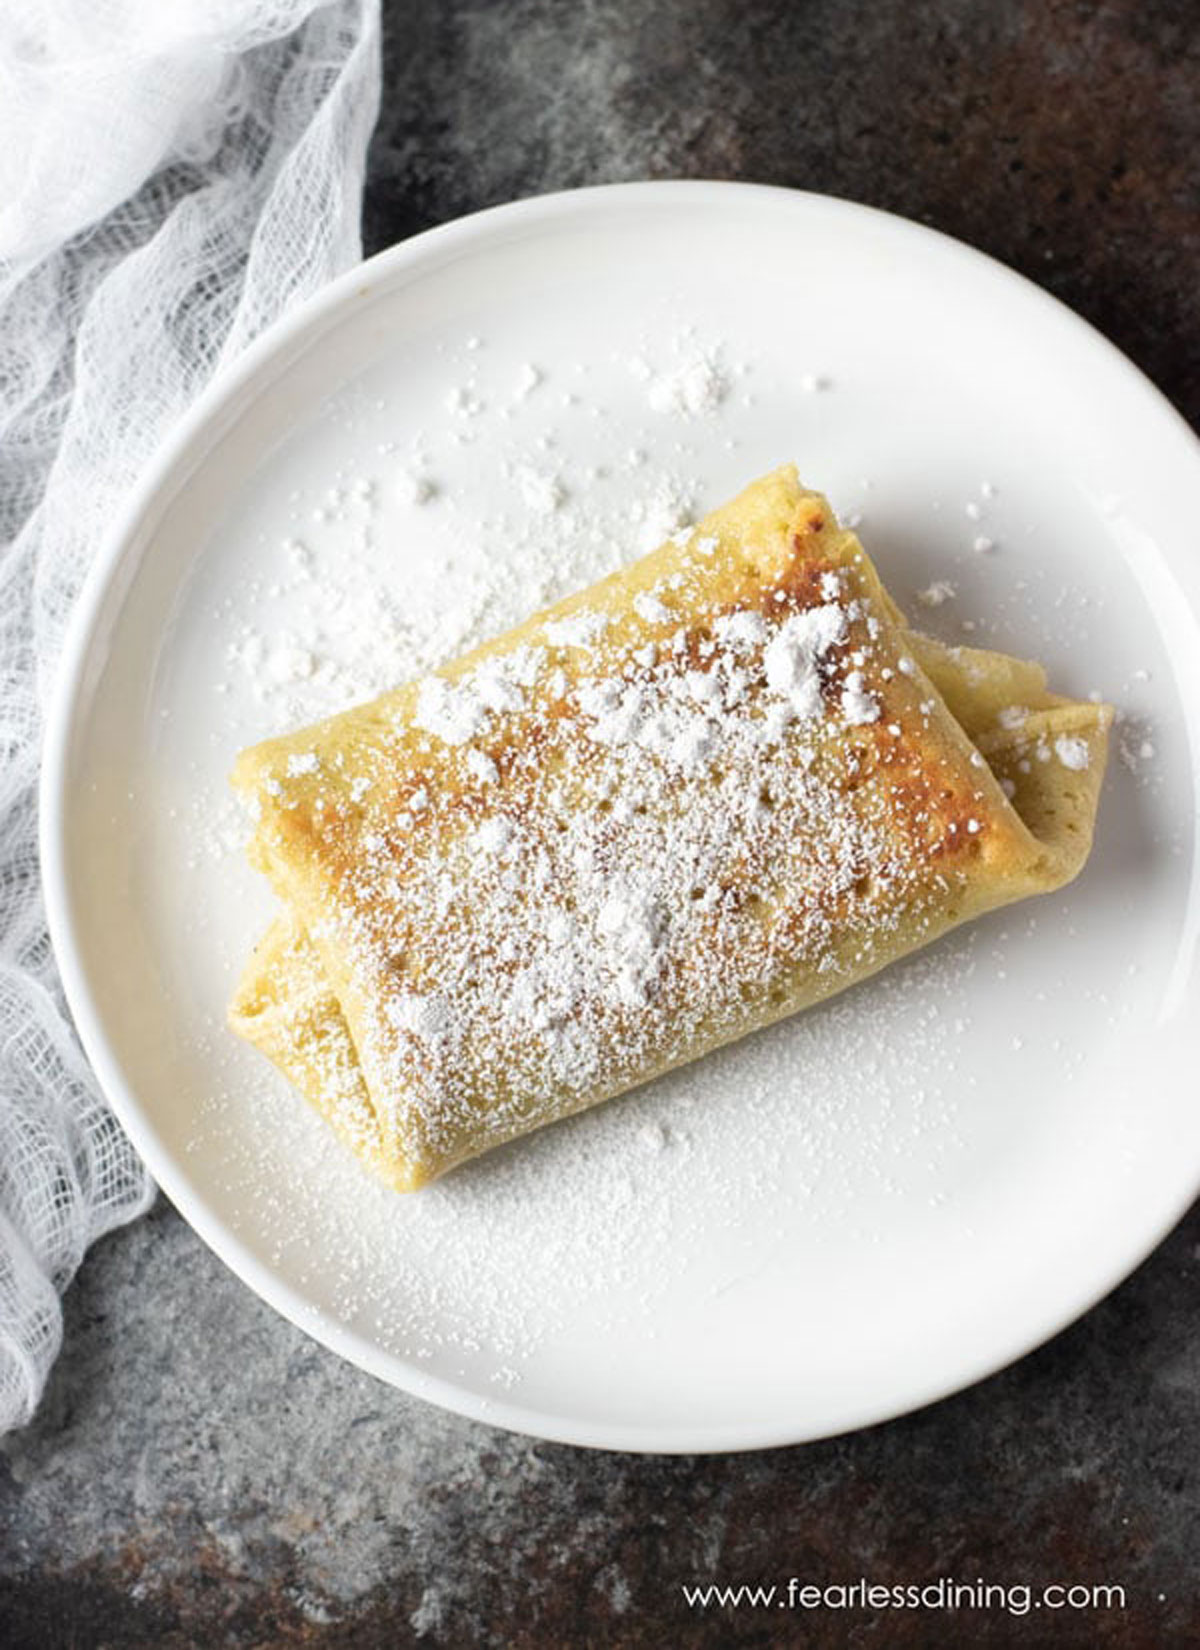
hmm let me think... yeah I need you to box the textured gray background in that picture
[4,1,1199,1645]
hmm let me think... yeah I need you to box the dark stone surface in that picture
[365,0,1200,427]
[4,1,1199,1645]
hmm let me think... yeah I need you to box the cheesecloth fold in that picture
[0,0,382,1430]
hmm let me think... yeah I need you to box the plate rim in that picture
[39,179,1200,1453]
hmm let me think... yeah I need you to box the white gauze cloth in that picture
[0,0,382,1431]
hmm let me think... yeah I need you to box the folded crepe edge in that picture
[227,913,413,1189]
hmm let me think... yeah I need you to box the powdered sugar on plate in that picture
[637,347,728,418]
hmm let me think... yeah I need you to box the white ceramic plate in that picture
[42,183,1200,1452]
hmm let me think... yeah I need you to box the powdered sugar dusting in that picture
[762,605,847,720]
[632,478,694,553]
[644,351,727,417]
[414,676,488,746]
[1054,735,1090,772]
[841,670,881,725]
[632,591,673,626]
[247,502,1005,1202]
[543,611,607,651]
[917,580,956,608]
